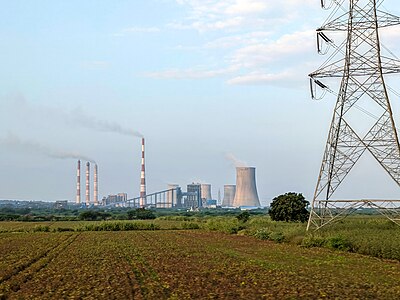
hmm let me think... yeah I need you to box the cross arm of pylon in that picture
[319,10,400,31]
[310,56,400,78]
[309,59,345,78]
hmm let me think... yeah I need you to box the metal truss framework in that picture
[307,0,400,230]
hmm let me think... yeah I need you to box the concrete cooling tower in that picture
[233,167,260,207]
[222,185,236,207]
[201,184,212,200]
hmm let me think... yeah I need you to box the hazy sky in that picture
[1,0,400,205]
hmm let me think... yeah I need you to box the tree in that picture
[269,192,309,222]
[127,208,156,220]
[79,210,111,221]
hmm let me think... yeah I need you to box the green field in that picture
[0,217,400,299]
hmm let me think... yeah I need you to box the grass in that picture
[196,215,400,260]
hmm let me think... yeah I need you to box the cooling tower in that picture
[166,184,179,208]
[93,164,98,206]
[76,160,81,204]
[201,184,212,200]
[222,185,236,207]
[140,137,146,207]
[233,167,260,207]
[86,162,90,206]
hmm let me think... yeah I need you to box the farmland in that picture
[1,221,400,299]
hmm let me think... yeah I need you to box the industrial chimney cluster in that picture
[76,160,98,206]
[73,135,261,209]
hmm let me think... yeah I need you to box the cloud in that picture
[224,0,267,15]
[227,69,307,87]
[203,31,271,49]
[172,0,315,32]
[230,30,315,69]
[146,29,316,87]
[145,1,321,87]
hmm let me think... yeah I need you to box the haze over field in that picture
[1,0,400,204]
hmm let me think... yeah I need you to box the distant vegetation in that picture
[0,204,267,222]
[127,208,156,220]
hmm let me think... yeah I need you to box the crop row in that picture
[3,230,400,299]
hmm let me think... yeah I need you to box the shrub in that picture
[301,235,326,248]
[205,217,244,234]
[253,229,271,240]
[326,236,353,251]
[269,232,285,243]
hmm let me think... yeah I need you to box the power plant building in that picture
[186,183,201,208]
[102,193,128,206]
[166,184,180,208]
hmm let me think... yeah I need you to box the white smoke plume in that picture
[224,153,248,167]
[70,108,143,138]
[3,96,143,138]
[0,133,96,163]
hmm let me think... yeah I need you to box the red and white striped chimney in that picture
[86,162,90,206]
[76,160,81,204]
[93,164,98,206]
[140,137,146,207]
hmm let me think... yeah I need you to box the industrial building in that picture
[102,193,128,206]
[186,183,202,208]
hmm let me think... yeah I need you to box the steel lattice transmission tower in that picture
[307,0,400,230]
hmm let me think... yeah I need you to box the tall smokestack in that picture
[233,167,260,207]
[93,164,98,206]
[140,137,146,207]
[86,162,90,206]
[76,160,81,204]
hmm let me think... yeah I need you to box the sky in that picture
[1,0,400,205]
